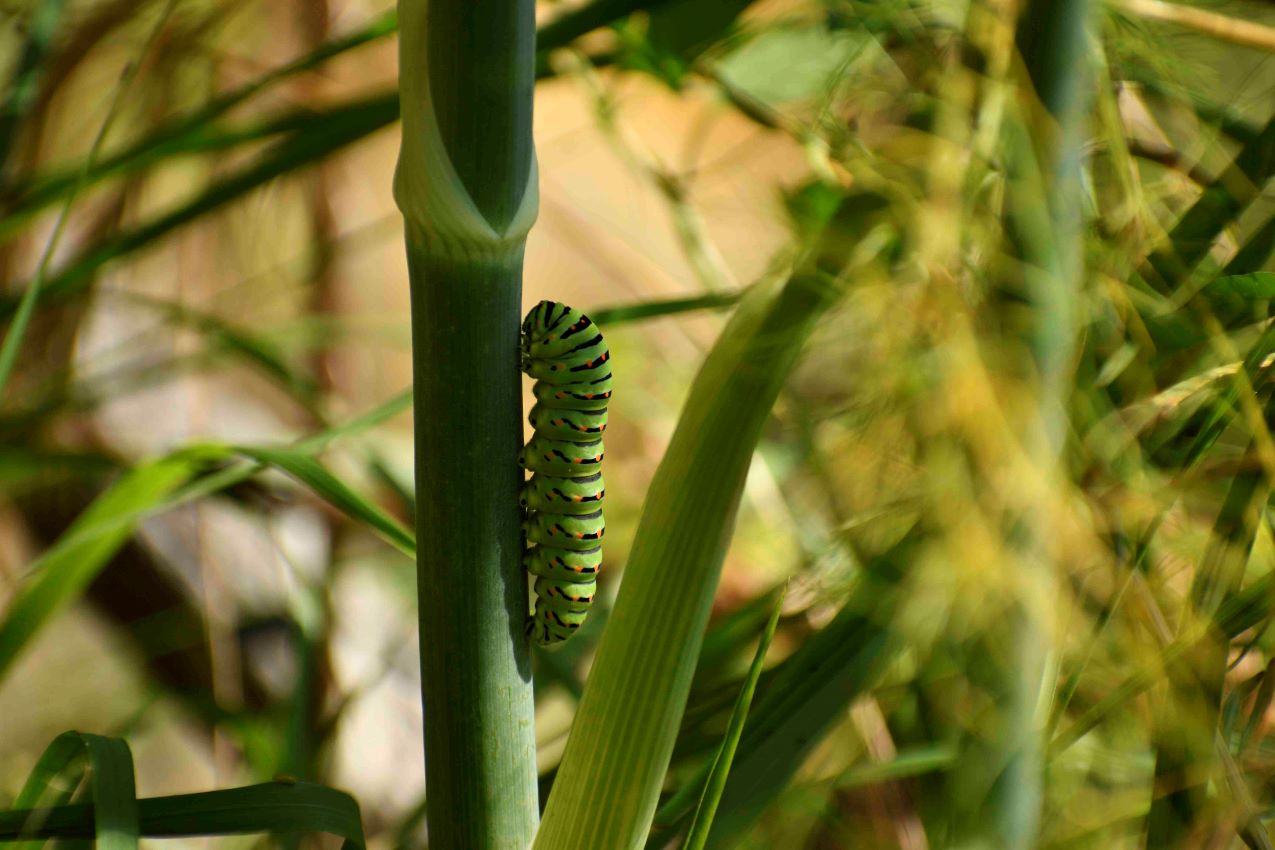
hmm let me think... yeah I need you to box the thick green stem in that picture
[407,249,538,849]
[426,3,535,230]
[396,0,539,848]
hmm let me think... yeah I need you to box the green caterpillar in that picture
[519,300,611,645]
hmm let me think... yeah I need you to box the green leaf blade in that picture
[682,588,785,850]
[234,446,415,557]
[0,456,201,682]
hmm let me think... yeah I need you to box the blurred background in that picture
[1,0,1275,847]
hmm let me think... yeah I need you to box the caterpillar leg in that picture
[528,605,589,646]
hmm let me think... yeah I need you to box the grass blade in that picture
[0,0,706,322]
[0,779,364,850]
[0,92,400,319]
[0,453,203,682]
[591,290,745,325]
[0,390,413,684]
[651,533,912,847]
[682,588,784,850]
[1207,272,1275,300]
[78,735,138,850]
[234,445,414,557]
[536,0,677,63]
[11,732,137,850]
[0,9,398,225]
[0,0,174,400]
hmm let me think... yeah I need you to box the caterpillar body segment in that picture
[523,509,605,549]
[520,299,609,646]
[532,577,596,612]
[521,302,594,356]
[518,435,604,477]
[522,346,612,383]
[519,472,605,514]
[524,545,602,581]
[528,403,608,439]
[531,377,613,409]
[519,299,569,338]
[523,308,598,359]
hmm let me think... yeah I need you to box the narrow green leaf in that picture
[0,1,173,401]
[0,92,399,318]
[11,732,137,850]
[1173,321,1275,470]
[111,286,328,409]
[642,0,760,77]
[590,290,744,326]
[651,533,911,847]
[0,454,203,681]
[694,585,784,680]
[0,780,364,850]
[78,735,139,850]
[0,0,699,322]
[682,588,784,850]
[1015,0,1090,121]
[295,389,412,453]
[1146,216,1275,352]
[0,448,116,490]
[1223,215,1275,279]
[833,745,958,789]
[1148,458,1270,846]
[1127,74,1263,147]
[536,0,675,65]
[2,0,645,236]
[0,9,398,225]
[1240,660,1275,752]
[12,733,85,824]
[0,391,412,684]
[1054,567,1275,754]
[234,446,415,557]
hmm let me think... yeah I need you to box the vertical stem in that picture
[408,250,538,850]
[941,0,1090,846]
[426,1,535,230]
[395,1,540,848]
[989,1,1090,843]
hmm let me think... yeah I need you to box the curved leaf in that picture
[11,732,138,850]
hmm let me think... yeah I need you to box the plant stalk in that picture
[395,0,540,848]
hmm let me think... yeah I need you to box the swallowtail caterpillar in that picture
[519,300,610,645]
